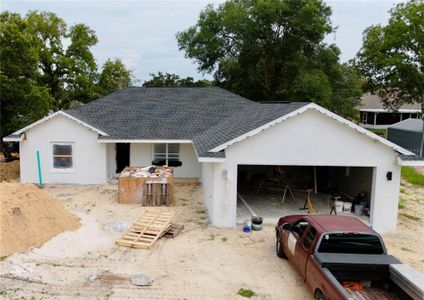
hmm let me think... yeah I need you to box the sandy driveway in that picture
[0,182,311,300]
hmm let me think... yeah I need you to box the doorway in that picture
[116,143,130,173]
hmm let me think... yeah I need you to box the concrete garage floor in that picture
[237,189,370,225]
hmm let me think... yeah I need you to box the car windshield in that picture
[317,233,384,254]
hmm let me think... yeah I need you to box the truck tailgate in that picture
[390,264,424,300]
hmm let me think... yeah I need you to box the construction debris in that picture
[116,209,175,249]
[119,166,174,205]
[163,223,184,238]
[130,274,153,286]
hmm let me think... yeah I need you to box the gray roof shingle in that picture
[64,87,310,158]
[192,102,309,157]
[66,87,253,140]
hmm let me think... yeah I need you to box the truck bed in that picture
[314,254,412,300]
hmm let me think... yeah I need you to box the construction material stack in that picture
[118,166,174,205]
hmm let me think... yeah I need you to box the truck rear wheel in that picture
[315,290,326,300]
[276,232,287,259]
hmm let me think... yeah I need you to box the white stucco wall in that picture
[19,115,107,184]
[128,143,201,178]
[204,109,401,232]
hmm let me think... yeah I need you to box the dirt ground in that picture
[0,159,423,299]
[0,182,311,300]
[382,181,424,273]
[0,160,19,182]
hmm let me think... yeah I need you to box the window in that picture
[154,143,180,165]
[362,112,368,124]
[317,233,384,254]
[292,220,309,238]
[303,227,317,249]
[52,143,73,169]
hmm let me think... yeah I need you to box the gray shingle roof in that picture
[64,87,310,158]
[358,93,422,111]
[65,87,253,140]
[192,102,309,157]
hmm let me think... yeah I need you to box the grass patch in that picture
[197,209,206,214]
[0,291,6,296]
[237,288,256,298]
[370,129,387,137]
[222,237,228,242]
[0,256,8,261]
[401,213,421,222]
[401,167,424,186]
[398,198,407,209]
[401,247,413,252]
[208,234,215,241]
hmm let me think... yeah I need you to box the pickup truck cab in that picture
[275,215,423,300]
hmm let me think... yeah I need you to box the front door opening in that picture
[116,143,130,173]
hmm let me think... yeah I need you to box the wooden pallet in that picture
[116,209,175,249]
[163,223,184,238]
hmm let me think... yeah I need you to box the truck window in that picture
[292,220,309,238]
[317,233,384,254]
[303,227,317,249]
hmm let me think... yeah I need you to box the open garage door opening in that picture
[237,165,374,225]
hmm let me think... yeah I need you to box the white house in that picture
[5,87,423,232]
[358,93,422,130]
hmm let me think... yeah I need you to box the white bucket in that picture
[343,202,352,212]
[335,201,344,213]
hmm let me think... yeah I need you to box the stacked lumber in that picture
[116,209,175,249]
[118,166,174,205]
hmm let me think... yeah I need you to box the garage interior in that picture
[237,165,374,224]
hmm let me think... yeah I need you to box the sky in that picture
[1,0,405,83]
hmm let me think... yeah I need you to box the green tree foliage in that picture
[98,59,133,95]
[0,11,134,143]
[25,11,99,109]
[0,12,52,139]
[143,72,213,87]
[356,0,424,109]
[177,0,362,118]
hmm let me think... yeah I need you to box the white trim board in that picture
[3,135,24,142]
[12,111,108,136]
[209,103,415,156]
[359,109,422,113]
[397,157,424,167]
[98,139,192,144]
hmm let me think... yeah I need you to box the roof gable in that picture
[12,111,108,136]
[200,103,414,156]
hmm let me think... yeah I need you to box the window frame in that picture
[153,143,180,166]
[50,142,75,172]
[362,112,368,124]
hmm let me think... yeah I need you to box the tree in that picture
[355,0,424,108]
[142,72,212,87]
[0,10,135,157]
[0,12,53,159]
[176,0,362,117]
[98,59,133,95]
[25,11,99,109]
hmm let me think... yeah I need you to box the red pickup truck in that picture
[275,215,423,300]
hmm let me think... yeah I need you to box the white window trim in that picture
[50,142,76,173]
[152,143,180,166]
[362,112,368,124]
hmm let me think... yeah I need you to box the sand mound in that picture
[0,182,80,257]
[0,160,20,182]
